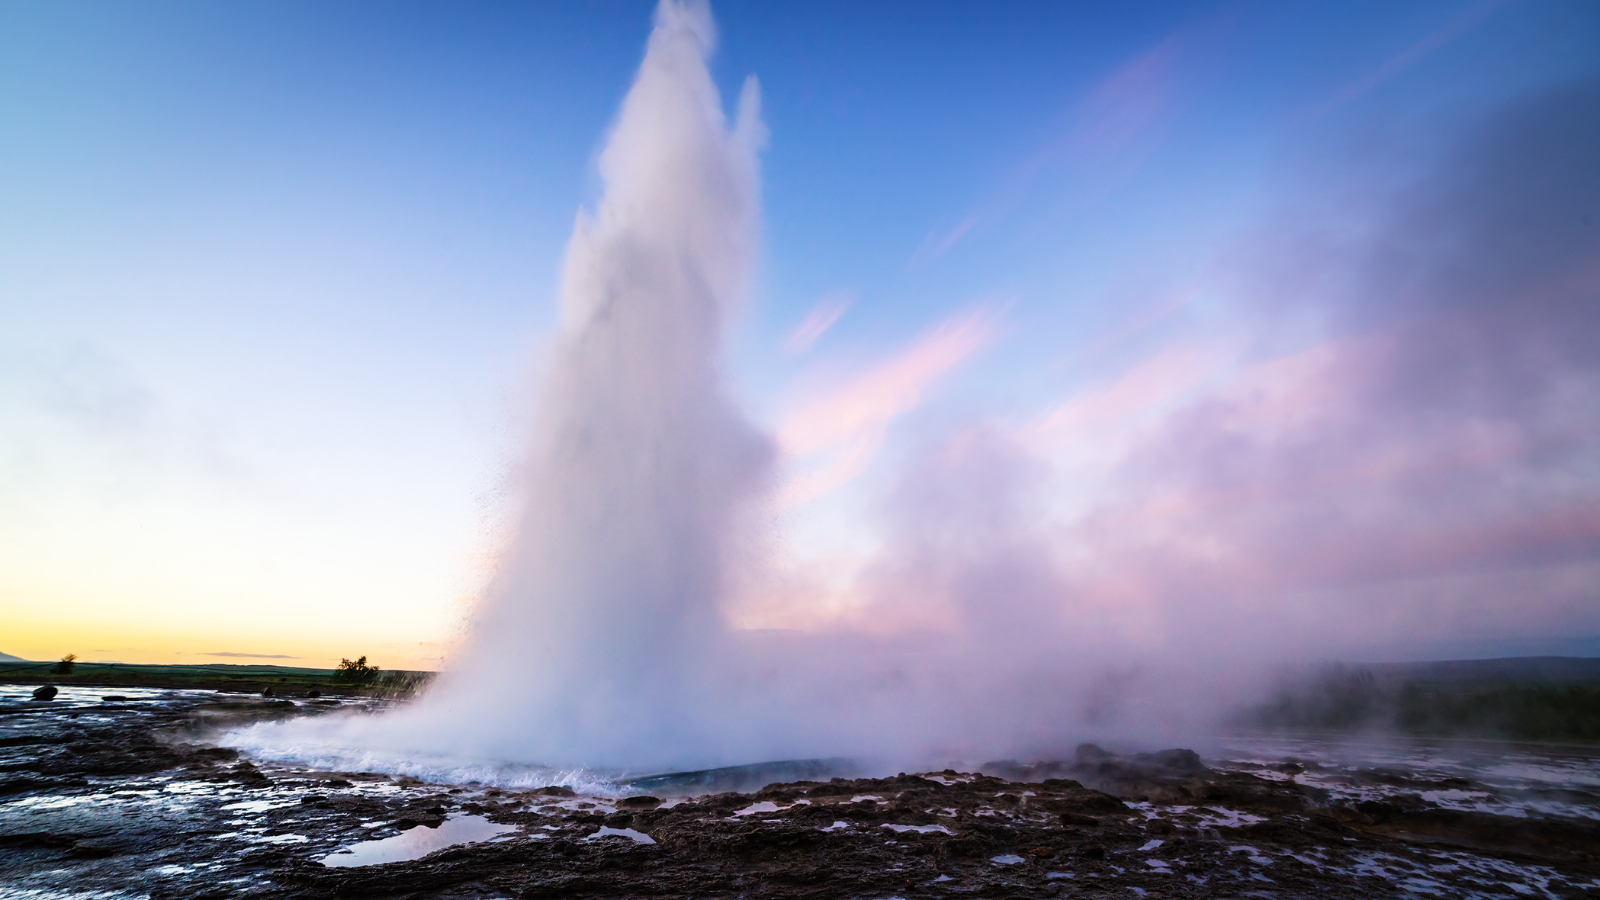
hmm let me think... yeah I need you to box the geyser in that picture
[229,0,787,778]
[405,0,773,767]
[229,4,1600,785]
[226,1,1289,780]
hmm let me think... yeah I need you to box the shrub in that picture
[333,655,380,684]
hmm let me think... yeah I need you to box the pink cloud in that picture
[776,309,997,508]
[783,295,852,355]
[841,79,1600,664]
[1310,0,1510,117]
[1029,341,1232,452]
[908,29,1193,265]
[1072,36,1182,153]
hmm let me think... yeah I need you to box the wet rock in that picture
[226,762,272,788]
[0,778,56,796]
[3,694,1597,900]
[1141,747,1203,773]
[534,785,576,797]
[1075,743,1115,765]
[66,838,121,859]
[31,685,57,701]
[0,832,81,850]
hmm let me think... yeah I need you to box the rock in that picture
[261,687,275,698]
[1074,743,1115,765]
[102,696,128,702]
[535,785,577,797]
[1144,748,1203,774]
[306,690,321,698]
[617,796,662,810]
[32,685,58,701]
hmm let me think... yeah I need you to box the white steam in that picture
[226,0,1256,782]
[226,2,1600,783]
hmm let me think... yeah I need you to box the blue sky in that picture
[2,0,1597,667]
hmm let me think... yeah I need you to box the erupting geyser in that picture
[408,0,773,767]
[231,0,784,778]
[228,0,1600,784]
[227,2,1266,778]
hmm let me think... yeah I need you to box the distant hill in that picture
[1245,656,1600,741]
[1367,656,1600,682]
[0,651,25,663]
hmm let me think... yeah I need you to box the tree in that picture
[333,655,380,684]
[52,653,76,675]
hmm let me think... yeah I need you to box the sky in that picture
[1,0,1597,670]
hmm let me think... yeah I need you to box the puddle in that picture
[881,823,953,835]
[587,826,655,844]
[319,815,517,868]
[733,801,781,816]
[991,854,1024,865]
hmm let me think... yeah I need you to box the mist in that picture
[228,3,1600,782]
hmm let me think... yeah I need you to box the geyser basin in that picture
[6,690,1600,899]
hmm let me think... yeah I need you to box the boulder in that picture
[32,685,58,701]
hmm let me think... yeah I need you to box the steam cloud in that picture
[229,5,1600,781]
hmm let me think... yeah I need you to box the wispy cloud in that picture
[783,294,852,355]
[1070,36,1183,154]
[909,27,1196,265]
[1029,341,1234,455]
[777,308,999,508]
[203,652,302,659]
[1310,0,1510,117]
[866,77,1600,663]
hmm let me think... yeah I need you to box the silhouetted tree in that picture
[333,655,380,684]
[51,653,76,675]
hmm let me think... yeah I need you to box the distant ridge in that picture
[1367,656,1600,682]
[0,651,25,663]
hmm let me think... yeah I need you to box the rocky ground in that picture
[3,685,1599,899]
